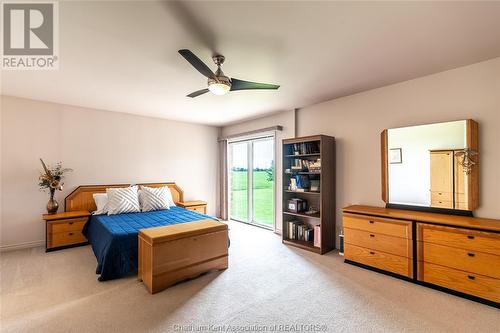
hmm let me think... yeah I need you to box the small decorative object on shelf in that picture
[287,198,307,213]
[305,207,319,215]
[38,158,72,214]
[314,225,322,248]
[310,180,320,192]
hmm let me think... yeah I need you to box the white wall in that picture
[0,96,219,250]
[388,120,466,206]
[221,111,295,233]
[297,57,500,242]
[221,57,500,244]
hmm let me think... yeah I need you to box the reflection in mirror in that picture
[387,120,473,211]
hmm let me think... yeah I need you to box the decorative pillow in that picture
[140,186,171,212]
[164,186,176,207]
[106,186,141,215]
[93,193,109,215]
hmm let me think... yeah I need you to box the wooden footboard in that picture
[138,220,228,294]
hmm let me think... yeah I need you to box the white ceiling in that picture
[2,1,500,126]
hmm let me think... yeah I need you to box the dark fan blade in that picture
[230,78,280,91]
[187,88,209,98]
[178,49,216,80]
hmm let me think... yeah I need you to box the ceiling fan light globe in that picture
[208,82,231,95]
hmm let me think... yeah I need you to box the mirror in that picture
[381,119,478,212]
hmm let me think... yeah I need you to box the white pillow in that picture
[106,186,141,215]
[93,193,109,215]
[165,187,176,207]
[139,186,171,212]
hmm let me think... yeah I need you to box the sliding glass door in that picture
[229,135,274,229]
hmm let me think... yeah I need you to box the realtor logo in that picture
[2,2,58,69]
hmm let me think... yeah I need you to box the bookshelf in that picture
[282,135,336,255]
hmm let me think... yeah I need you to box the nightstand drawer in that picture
[48,218,87,234]
[49,231,87,248]
[188,206,206,214]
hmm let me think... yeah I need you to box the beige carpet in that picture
[1,220,499,333]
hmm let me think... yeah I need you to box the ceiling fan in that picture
[178,49,280,98]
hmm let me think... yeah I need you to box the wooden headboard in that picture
[64,182,184,212]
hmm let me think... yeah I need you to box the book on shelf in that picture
[290,159,321,173]
[292,142,320,155]
[286,220,315,243]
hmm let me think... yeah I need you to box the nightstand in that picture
[42,211,90,252]
[177,201,207,214]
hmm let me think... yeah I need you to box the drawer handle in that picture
[68,222,74,225]
[467,252,475,257]
[467,275,475,280]
[369,251,375,255]
[369,234,375,238]
[369,220,375,224]
[467,235,475,240]
[69,232,74,236]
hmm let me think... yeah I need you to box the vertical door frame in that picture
[227,132,276,230]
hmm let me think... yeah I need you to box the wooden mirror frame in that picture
[381,119,479,212]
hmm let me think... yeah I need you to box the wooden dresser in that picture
[342,205,500,306]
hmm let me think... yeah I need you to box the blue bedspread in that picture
[83,207,216,281]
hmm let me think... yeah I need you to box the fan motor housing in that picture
[208,75,231,88]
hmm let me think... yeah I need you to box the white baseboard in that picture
[0,240,45,252]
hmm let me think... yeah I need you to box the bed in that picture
[65,183,218,281]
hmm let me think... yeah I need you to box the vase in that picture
[47,188,59,214]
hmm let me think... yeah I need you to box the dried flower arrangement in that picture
[39,159,72,214]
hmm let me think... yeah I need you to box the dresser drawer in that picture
[431,191,453,202]
[344,228,412,258]
[431,199,453,209]
[345,244,412,278]
[419,262,500,303]
[343,214,412,239]
[48,218,87,234]
[417,223,500,255]
[48,231,87,248]
[418,241,500,279]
